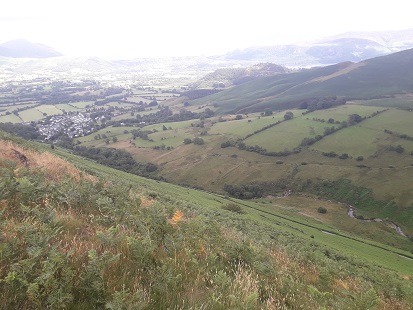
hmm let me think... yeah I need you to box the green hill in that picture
[193,48,413,113]
[1,130,413,309]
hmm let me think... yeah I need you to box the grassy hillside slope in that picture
[1,131,413,309]
[90,105,413,230]
[193,49,413,113]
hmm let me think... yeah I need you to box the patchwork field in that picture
[244,118,327,151]
[306,104,386,122]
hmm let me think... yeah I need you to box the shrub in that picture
[339,153,349,160]
[222,203,244,214]
[317,207,327,214]
[193,137,204,145]
[356,156,364,161]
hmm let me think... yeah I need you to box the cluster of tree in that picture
[299,96,347,112]
[236,141,300,157]
[72,145,157,176]
[109,107,214,128]
[309,117,340,124]
[131,129,154,141]
[387,144,405,154]
[0,122,43,140]
[321,151,350,159]
[300,126,341,146]
[223,183,263,199]
[221,139,299,156]
[183,137,204,145]
[153,144,173,150]
[384,129,413,142]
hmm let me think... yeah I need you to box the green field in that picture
[19,108,45,122]
[70,101,94,109]
[36,104,63,116]
[360,109,413,135]
[209,114,284,138]
[352,97,413,109]
[306,104,386,122]
[56,103,81,112]
[244,118,327,151]
[0,113,21,123]
[312,125,388,156]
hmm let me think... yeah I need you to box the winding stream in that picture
[347,206,407,237]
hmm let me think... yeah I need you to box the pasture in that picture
[209,114,285,138]
[36,105,63,116]
[70,101,94,109]
[56,103,81,112]
[244,118,327,151]
[306,104,386,122]
[19,108,45,122]
[360,109,413,135]
[0,113,21,123]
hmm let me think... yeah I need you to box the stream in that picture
[347,206,407,237]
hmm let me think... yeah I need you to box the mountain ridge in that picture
[0,39,62,58]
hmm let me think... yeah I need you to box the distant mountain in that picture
[222,29,413,67]
[191,63,290,88]
[0,39,62,58]
[1,56,119,74]
[194,48,413,113]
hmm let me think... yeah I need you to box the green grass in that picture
[312,125,388,157]
[4,133,412,308]
[18,108,45,122]
[306,104,385,122]
[49,146,413,276]
[244,118,327,151]
[0,113,21,123]
[70,101,94,109]
[55,103,81,112]
[209,114,284,138]
[352,97,413,109]
[360,109,413,135]
[36,105,63,116]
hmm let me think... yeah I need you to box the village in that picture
[37,112,94,140]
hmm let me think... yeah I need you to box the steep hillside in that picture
[195,48,413,113]
[1,131,413,309]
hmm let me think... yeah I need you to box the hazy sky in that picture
[1,0,413,59]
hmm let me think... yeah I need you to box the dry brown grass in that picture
[0,140,95,182]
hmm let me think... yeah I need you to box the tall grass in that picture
[1,134,413,309]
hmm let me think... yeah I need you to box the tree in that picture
[162,125,167,131]
[112,136,118,143]
[264,109,273,116]
[284,111,294,120]
[235,114,243,120]
[193,137,204,145]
